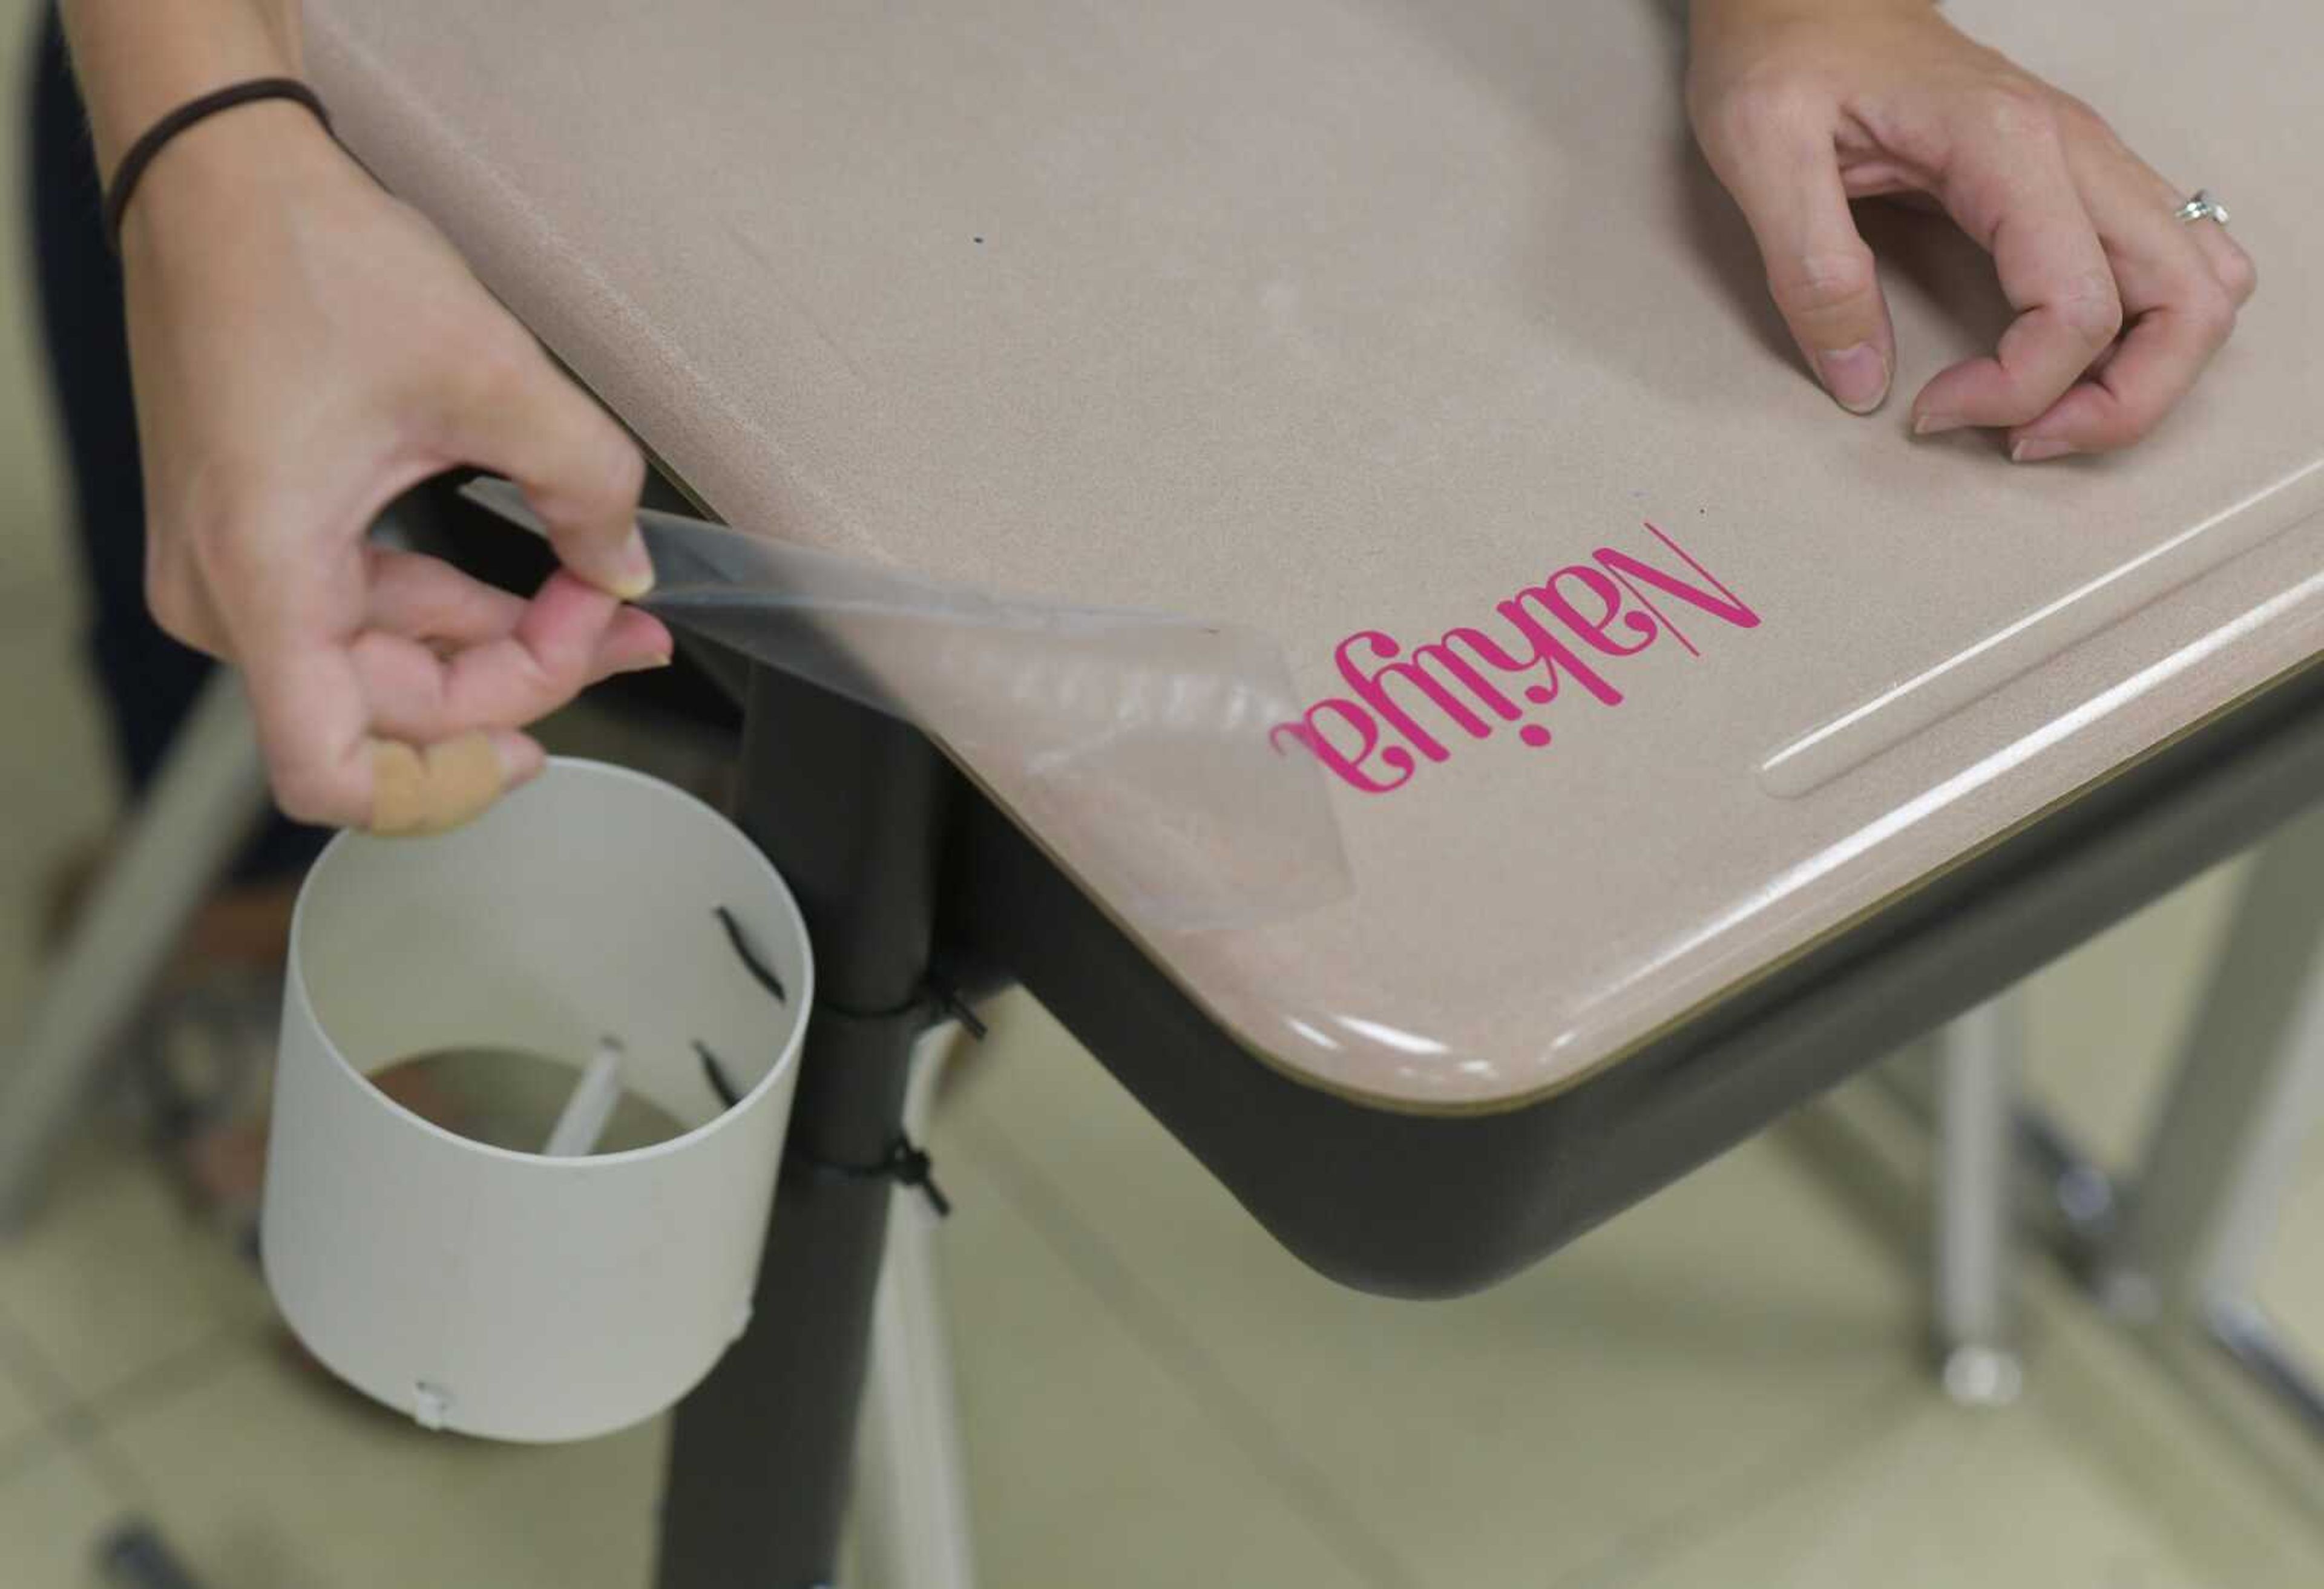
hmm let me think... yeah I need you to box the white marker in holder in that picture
[261,759,812,1443]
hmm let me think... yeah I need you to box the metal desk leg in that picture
[1934,994,2025,1406]
[655,666,952,1589]
[852,1023,979,1589]
[2098,804,2324,1441]
[0,670,268,1229]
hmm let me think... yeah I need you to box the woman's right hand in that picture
[1687,0,2256,457]
[119,97,672,834]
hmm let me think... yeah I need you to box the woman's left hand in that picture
[1687,0,2255,460]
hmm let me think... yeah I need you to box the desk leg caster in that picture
[1933,993,2023,1409]
[1938,1342,2024,1409]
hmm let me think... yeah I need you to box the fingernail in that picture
[1914,411,1963,437]
[608,529,655,601]
[614,652,674,675]
[1817,342,1890,414]
[2011,437,2077,464]
[492,731,547,788]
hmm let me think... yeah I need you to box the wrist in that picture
[115,98,347,262]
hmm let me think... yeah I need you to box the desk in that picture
[303,0,2324,1581]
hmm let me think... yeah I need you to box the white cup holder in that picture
[260,759,812,1443]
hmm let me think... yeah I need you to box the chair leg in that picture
[850,1022,979,1589]
[1934,992,2024,1407]
[2095,806,2324,1443]
[0,670,269,1230]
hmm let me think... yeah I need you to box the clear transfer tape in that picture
[461,479,1351,934]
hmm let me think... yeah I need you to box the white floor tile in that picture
[0,1130,272,1401]
[103,1343,666,1589]
[937,1142,1388,1589]
[0,1329,52,1454]
[84,1144,1382,1589]
[1733,1057,2324,1589]
[0,1444,139,1589]
[1607,1267,2324,1589]
[945,993,1926,1587]
[1606,1388,2215,1589]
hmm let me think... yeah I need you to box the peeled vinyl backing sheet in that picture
[463,479,1351,934]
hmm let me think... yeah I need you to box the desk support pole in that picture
[656,665,952,1589]
[1934,994,2024,1407]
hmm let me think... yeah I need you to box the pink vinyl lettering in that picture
[1277,520,1760,791]
[1270,698,1415,794]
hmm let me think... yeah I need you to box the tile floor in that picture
[5,3,2324,1584]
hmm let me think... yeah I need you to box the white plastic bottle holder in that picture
[260,759,812,1442]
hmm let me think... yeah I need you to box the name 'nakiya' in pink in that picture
[1274,522,1760,794]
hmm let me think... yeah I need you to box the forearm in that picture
[1689,0,1934,48]
[1691,0,1933,18]
[59,0,304,179]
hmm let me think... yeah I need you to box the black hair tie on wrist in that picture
[103,77,333,254]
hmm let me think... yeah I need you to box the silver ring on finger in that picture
[2174,189,2230,226]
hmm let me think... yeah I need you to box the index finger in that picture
[352,571,672,744]
[1691,88,1897,413]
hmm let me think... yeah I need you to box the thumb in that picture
[439,333,655,598]
[1705,116,1897,414]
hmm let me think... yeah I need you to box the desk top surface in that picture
[307,0,2324,1113]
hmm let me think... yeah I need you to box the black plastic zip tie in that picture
[695,1041,743,1109]
[928,980,989,1042]
[799,1133,951,1218]
[715,905,787,1003]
